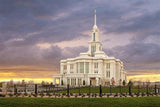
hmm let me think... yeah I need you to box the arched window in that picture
[91,45,96,57]
[93,33,95,41]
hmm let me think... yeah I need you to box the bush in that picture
[62,93,66,96]
[58,93,60,97]
[0,94,5,97]
[40,92,44,98]
[130,94,133,97]
[114,93,118,97]
[75,94,78,98]
[94,93,97,97]
[61,80,63,85]
[107,94,110,98]
[99,94,102,97]
[83,81,85,85]
[70,93,73,96]
[32,94,37,97]
[24,93,28,96]
[8,93,13,97]
[92,94,94,97]
[46,92,51,97]
[82,94,85,98]
[136,93,139,97]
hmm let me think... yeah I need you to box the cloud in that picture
[104,41,160,71]
[0,0,160,81]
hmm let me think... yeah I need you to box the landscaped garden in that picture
[56,86,154,94]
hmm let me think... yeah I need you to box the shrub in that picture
[0,94,5,97]
[8,93,13,97]
[92,94,94,97]
[61,80,63,85]
[70,93,73,96]
[62,93,66,96]
[46,92,51,97]
[40,92,44,98]
[142,92,145,97]
[83,80,85,85]
[136,93,139,97]
[122,93,126,96]
[107,94,110,98]
[95,93,97,97]
[82,94,85,98]
[75,94,78,98]
[122,80,126,86]
[114,93,118,97]
[130,94,133,97]
[24,93,28,96]
[58,93,60,97]
[16,94,18,97]
[32,94,37,97]
[99,94,102,97]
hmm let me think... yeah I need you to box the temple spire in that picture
[93,9,97,29]
[94,9,96,25]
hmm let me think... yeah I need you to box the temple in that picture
[53,10,127,86]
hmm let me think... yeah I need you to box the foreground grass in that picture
[0,97,160,107]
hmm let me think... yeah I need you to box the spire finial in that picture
[94,9,96,25]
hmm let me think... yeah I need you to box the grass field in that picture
[57,86,154,94]
[0,97,160,107]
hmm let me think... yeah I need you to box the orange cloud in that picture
[127,74,160,82]
[0,65,58,83]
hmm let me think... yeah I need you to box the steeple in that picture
[94,9,96,25]
[92,9,99,42]
[93,9,98,29]
[88,9,102,57]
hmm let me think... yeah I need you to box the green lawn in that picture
[0,97,160,107]
[57,86,153,94]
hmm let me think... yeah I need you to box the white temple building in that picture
[53,10,127,86]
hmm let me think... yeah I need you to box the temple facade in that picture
[53,10,127,86]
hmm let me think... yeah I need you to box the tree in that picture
[128,80,133,86]
[122,80,126,86]
[128,80,133,96]
[83,80,85,85]
[61,80,63,85]
[41,81,45,85]
[0,83,2,87]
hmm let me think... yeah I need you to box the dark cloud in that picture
[104,42,160,71]
[0,0,160,78]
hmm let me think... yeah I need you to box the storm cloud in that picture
[0,0,160,81]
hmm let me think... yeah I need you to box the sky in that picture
[0,0,160,83]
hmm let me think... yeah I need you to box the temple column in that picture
[88,77,90,85]
[70,78,71,86]
[96,77,99,86]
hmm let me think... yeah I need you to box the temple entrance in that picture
[90,78,96,85]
